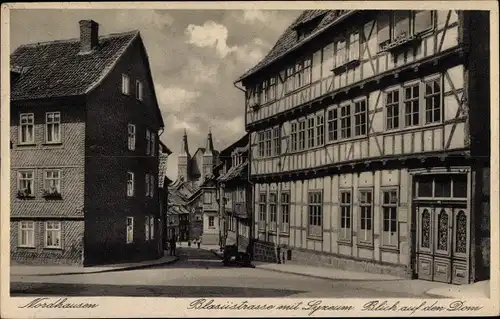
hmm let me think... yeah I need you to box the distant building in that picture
[10,20,165,266]
[235,10,490,284]
[168,129,221,244]
[216,134,252,251]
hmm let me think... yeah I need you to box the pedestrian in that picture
[197,237,201,249]
[170,236,176,256]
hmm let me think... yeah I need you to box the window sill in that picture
[17,143,36,147]
[380,34,423,54]
[307,235,323,241]
[338,239,353,246]
[357,242,374,250]
[44,246,63,250]
[331,59,361,75]
[16,196,35,200]
[42,142,63,146]
[385,122,442,135]
[380,246,399,253]
[17,245,36,249]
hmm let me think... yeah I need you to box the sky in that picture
[10,9,301,180]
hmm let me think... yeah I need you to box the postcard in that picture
[1,1,498,318]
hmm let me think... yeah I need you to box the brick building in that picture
[235,10,490,284]
[10,20,165,266]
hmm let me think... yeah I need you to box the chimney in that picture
[79,20,99,53]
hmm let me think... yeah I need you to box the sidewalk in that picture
[209,249,490,298]
[11,252,178,277]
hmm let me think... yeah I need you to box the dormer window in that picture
[294,12,326,41]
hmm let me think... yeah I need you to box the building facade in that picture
[10,20,165,266]
[235,10,490,284]
[159,142,173,250]
[216,134,252,251]
[169,129,221,244]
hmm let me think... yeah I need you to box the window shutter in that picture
[377,11,391,46]
[414,10,433,34]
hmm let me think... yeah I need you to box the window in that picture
[249,85,261,108]
[286,66,295,93]
[404,84,420,127]
[145,216,150,240]
[293,58,312,90]
[269,193,277,231]
[204,192,212,204]
[150,132,155,156]
[17,170,34,197]
[393,10,411,40]
[149,175,154,197]
[122,74,130,95]
[307,117,315,148]
[265,130,272,157]
[45,221,61,248]
[268,77,276,102]
[415,174,467,199]
[18,221,34,247]
[340,104,351,139]
[146,130,151,156]
[208,216,215,228]
[425,79,441,124]
[414,10,434,34]
[290,123,298,152]
[258,193,266,230]
[280,193,290,233]
[358,190,373,245]
[128,124,136,150]
[19,113,35,144]
[126,217,134,243]
[316,114,324,146]
[339,191,352,242]
[382,189,398,247]
[150,216,155,240]
[377,11,391,50]
[348,32,360,62]
[273,127,281,156]
[145,174,150,197]
[386,90,400,130]
[43,170,61,195]
[127,172,135,197]
[258,132,265,157]
[298,120,306,150]
[354,100,367,136]
[45,112,61,143]
[136,80,144,101]
[308,191,322,238]
[327,108,339,141]
[335,38,346,67]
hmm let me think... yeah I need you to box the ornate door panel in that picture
[416,205,469,284]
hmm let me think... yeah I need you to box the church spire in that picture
[180,128,190,157]
[204,127,214,155]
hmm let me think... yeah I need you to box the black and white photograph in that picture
[1,2,498,318]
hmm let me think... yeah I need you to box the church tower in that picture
[178,129,191,181]
[202,128,215,181]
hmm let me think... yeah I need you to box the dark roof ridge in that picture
[16,30,139,49]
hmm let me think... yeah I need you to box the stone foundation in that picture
[253,240,278,263]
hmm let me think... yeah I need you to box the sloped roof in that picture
[218,160,248,183]
[10,31,138,101]
[236,10,353,83]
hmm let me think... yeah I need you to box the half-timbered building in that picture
[235,10,490,284]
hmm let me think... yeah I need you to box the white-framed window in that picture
[146,130,151,156]
[145,216,150,240]
[298,120,306,150]
[425,78,441,124]
[43,170,61,195]
[145,174,150,197]
[150,132,155,156]
[258,132,265,157]
[354,100,367,136]
[208,216,215,228]
[204,192,212,204]
[149,175,154,198]
[290,122,298,152]
[308,191,323,238]
[280,192,290,233]
[339,190,352,242]
[264,129,272,157]
[358,189,373,245]
[136,80,144,101]
[267,76,276,102]
[126,217,134,243]
[273,127,281,156]
[335,38,346,67]
[327,108,339,142]
[19,113,35,144]
[122,74,130,95]
[127,172,135,197]
[340,104,351,139]
[17,170,34,197]
[269,193,277,231]
[128,124,136,151]
[45,221,61,248]
[149,216,155,240]
[382,189,399,247]
[404,84,420,127]
[285,66,295,93]
[378,10,434,51]
[18,221,35,247]
[385,90,400,130]
[258,193,266,231]
[307,117,315,148]
[316,114,324,146]
[45,112,61,143]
